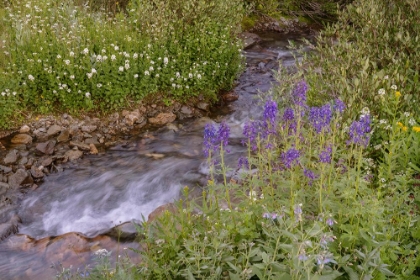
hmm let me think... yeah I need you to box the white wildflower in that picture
[188,73,193,78]
[391,85,397,90]
[155,74,159,78]
[70,75,75,80]
[133,53,138,59]
[85,92,90,98]
[163,57,168,65]
[64,60,70,65]
[379,119,388,125]
[409,118,416,126]
[101,49,106,53]
[82,48,88,55]
[1,92,5,96]
[172,83,176,88]
[97,83,102,88]
[197,74,202,79]
[125,63,130,70]
[378,88,385,96]
[12,91,16,96]
[111,55,116,61]
[28,74,35,81]
[144,70,150,75]
[360,107,370,115]
[102,55,108,61]
[149,66,154,71]
[91,68,97,74]
[114,46,119,51]
[384,75,389,80]
[119,66,124,72]
[404,112,410,117]
[96,55,102,62]
[69,51,74,57]
[87,72,93,79]
[134,74,139,78]
[176,72,180,78]
[56,54,61,59]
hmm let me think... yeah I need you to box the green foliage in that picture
[0,0,245,128]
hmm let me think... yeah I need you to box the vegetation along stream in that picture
[0,31,313,279]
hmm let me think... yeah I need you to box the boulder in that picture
[64,149,83,161]
[81,125,97,133]
[19,125,31,134]
[30,166,44,179]
[11,134,32,145]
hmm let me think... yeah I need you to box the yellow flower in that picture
[402,126,408,132]
[395,91,401,98]
[413,126,420,133]
[397,122,404,128]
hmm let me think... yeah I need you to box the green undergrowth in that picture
[0,0,245,129]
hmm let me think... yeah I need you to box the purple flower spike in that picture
[292,80,308,108]
[334,98,346,113]
[243,121,259,151]
[326,217,335,227]
[238,157,249,169]
[304,168,317,186]
[319,145,332,164]
[281,147,300,169]
[217,121,230,147]
[283,107,295,121]
[203,123,217,157]
[309,104,332,133]
[263,100,278,126]
[347,115,371,147]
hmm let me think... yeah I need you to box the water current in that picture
[0,31,312,279]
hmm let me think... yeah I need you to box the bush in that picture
[0,0,245,128]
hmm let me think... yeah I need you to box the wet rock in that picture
[19,125,31,134]
[106,221,140,241]
[0,182,8,196]
[89,144,98,155]
[8,169,29,188]
[81,125,97,133]
[30,166,44,179]
[64,149,83,161]
[0,215,20,241]
[11,134,33,145]
[57,129,70,142]
[4,150,18,164]
[0,165,12,173]
[47,124,62,137]
[166,123,179,132]
[239,32,261,49]
[69,141,91,151]
[36,140,56,155]
[148,112,176,125]
[145,153,164,160]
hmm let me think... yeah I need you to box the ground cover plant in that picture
[0,0,245,128]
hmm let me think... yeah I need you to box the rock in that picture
[106,221,140,241]
[148,203,177,222]
[180,106,193,116]
[81,125,97,133]
[18,157,28,165]
[41,157,53,167]
[166,123,179,132]
[36,140,56,155]
[10,134,33,145]
[239,32,261,49]
[0,165,12,173]
[145,153,164,159]
[221,91,239,102]
[196,102,210,111]
[30,166,44,179]
[0,215,21,241]
[47,124,62,137]
[69,141,91,151]
[4,150,18,164]
[8,169,29,188]
[64,149,83,161]
[0,182,8,196]
[57,129,70,142]
[148,112,176,126]
[19,125,31,134]
[69,125,80,135]
[89,144,98,155]
[85,137,99,145]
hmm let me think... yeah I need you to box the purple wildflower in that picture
[281,147,300,169]
[203,123,217,157]
[347,115,371,147]
[283,107,295,121]
[292,80,308,108]
[263,100,278,126]
[238,157,249,169]
[294,203,303,222]
[304,168,317,186]
[203,122,230,157]
[334,98,346,113]
[298,253,309,261]
[243,121,259,151]
[319,145,332,164]
[262,212,271,219]
[316,253,334,266]
[309,104,332,133]
[326,217,335,227]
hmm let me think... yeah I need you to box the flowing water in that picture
[0,31,312,279]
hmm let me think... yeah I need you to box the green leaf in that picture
[343,266,359,280]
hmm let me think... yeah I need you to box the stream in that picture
[0,31,312,279]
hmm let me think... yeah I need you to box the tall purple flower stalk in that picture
[309,104,332,133]
[282,107,297,134]
[292,80,308,108]
[347,115,371,147]
[243,121,260,151]
[334,98,346,114]
[203,122,230,157]
[263,100,278,127]
[281,147,300,169]
[319,145,332,164]
[304,168,317,186]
